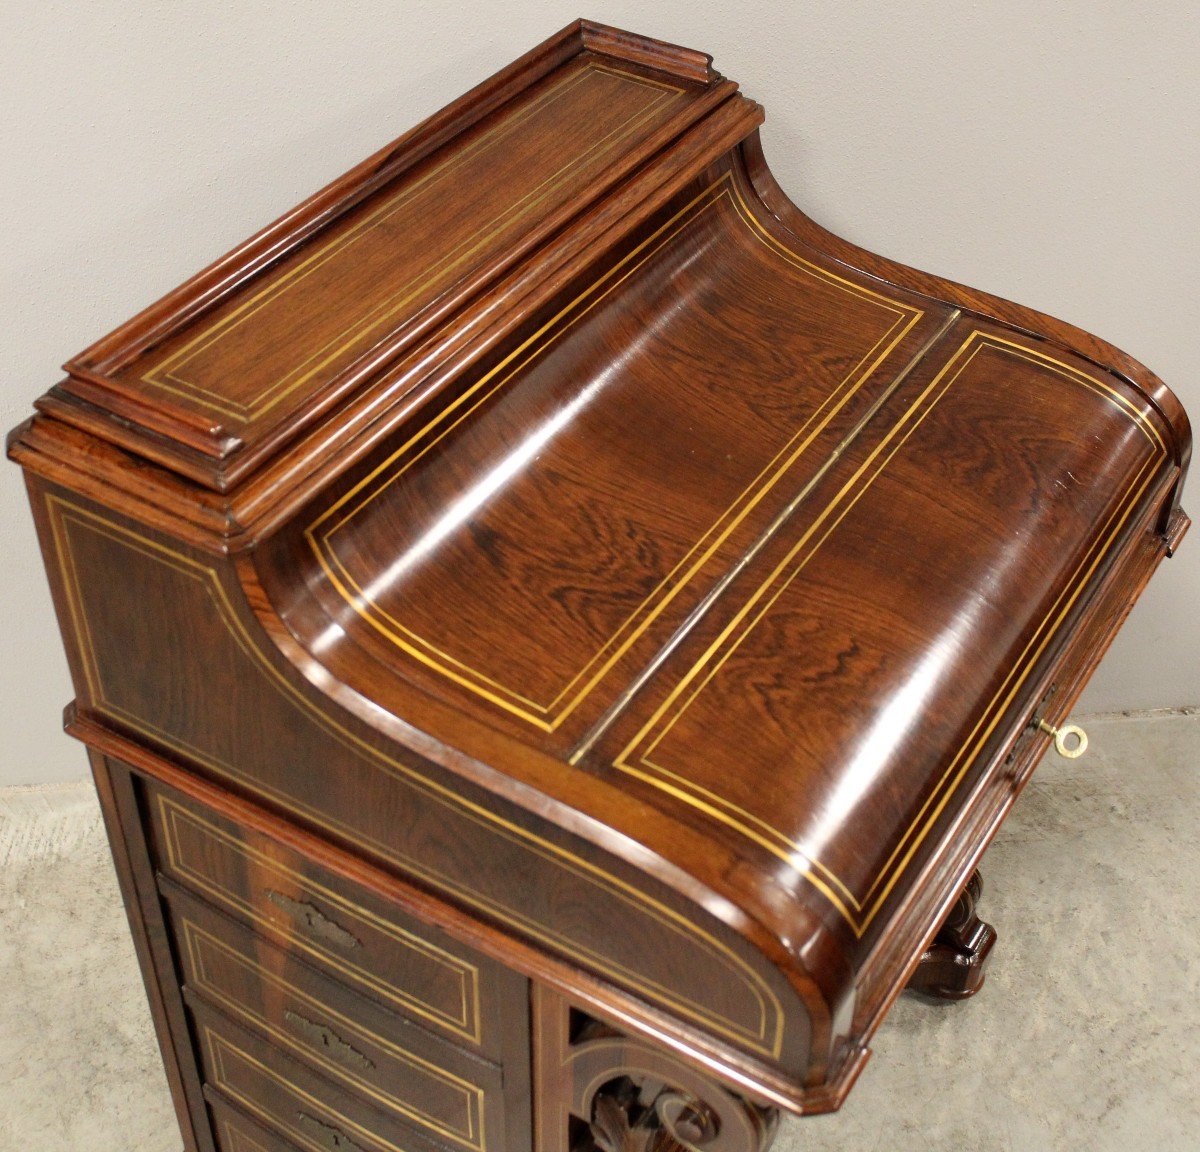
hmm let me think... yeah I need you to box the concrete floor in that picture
[1,712,1197,1151]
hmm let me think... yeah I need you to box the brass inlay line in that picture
[47,496,784,1057]
[219,1118,271,1152]
[140,63,684,423]
[569,306,966,765]
[307,173,924,730]
[144,68,592,418]
[205,1026,415,1152]
[182,919,484,1149]
[159,796,481,1044]
[614,330,1167,934]
[588,61,689,94]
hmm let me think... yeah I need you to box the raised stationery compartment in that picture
[45,25,738,487]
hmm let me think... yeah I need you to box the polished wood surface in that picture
[7,17,1191,1152]
[166,886,514,1151]
[144,779,522,1056]
[906,870,996,1001]
[585,315,1169,953]
[265,165,943,756]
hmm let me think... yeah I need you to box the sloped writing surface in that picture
[587,321,1172,944]
[284,170,945,750]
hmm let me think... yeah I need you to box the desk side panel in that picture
[23,479,814,1091]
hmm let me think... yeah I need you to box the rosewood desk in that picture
[8,20,1191,1152]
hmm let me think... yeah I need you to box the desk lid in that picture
[258,163,1184,941]
[40,22,736,491]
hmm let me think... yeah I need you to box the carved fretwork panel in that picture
[533,987,779,1152]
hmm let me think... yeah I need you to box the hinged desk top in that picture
[9,19,1191,1114]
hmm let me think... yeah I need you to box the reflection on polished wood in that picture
[907,870,997,1002]
[6,18,1190,1152]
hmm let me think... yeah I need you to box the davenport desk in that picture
[8,21,1192,1152]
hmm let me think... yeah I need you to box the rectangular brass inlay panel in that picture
[205,1025,414,1152]
[138,63,685,424]
[614,331,1166,934]
[182,918,484,1148]
[158,794,482,1044]
[307,175,925,731]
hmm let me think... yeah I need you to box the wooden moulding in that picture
[46,20,739,489]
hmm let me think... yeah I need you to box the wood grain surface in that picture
[6,16,1192,1147]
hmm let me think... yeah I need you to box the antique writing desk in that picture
[8,21,1192,1152]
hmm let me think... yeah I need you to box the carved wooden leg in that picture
[907,869,997,1001]
[533,986,779,1152]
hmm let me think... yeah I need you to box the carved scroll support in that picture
[907,869,997,1001]
[533,987,779,1152]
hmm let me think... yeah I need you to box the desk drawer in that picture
[197,1006,447,1152]
[143,779,521,1059]
[167,885,500,1152]
[209,1097,308,1152]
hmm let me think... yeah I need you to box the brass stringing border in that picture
[182,918,484,1149]
[46,495,785,1058]
[615,330,1168,936]
[140,62,684,423]
[205,1026,412,1152]
[219,1117,270,1152]
[159,795,481,1045]
[306,172,924,731]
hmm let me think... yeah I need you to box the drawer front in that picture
[144,780,522,1058]
[167,885,501,1152]
[197,1006,446,1152]
[209,1097,308,1152]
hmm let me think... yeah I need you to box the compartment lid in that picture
[257,165,950,756]
[262,303,1177,980]
[46,22,734,490]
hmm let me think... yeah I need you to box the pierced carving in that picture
[585,1074,730,1152]
[533,989,778,1152]
[907,869,997,1001]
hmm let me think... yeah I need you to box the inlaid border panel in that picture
[306,174,925,730]
[180,917,485,1149]
[159,796,482,1046]
[45,495,787,1059]
[613,330,1168,935]
[140,62,686,423]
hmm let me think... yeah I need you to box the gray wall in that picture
[4,1,1197,785]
